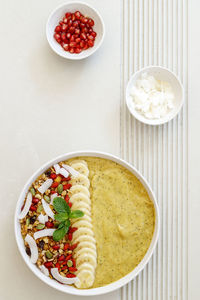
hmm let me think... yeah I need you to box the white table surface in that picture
[0,0,199,299]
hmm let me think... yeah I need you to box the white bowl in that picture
[14,151,160,296]
[46,2,105,60]
[126,66,184,125]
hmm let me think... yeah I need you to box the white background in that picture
[0,0,199,299]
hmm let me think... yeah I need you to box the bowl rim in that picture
[126,65,184,126]
[46,1,105,60]
[14,150,160,296]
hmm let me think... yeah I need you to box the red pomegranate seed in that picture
[72,258,76,267]
[70,35,75,42]
[65,12,71,18]
[88,40,94,47]
[62,24,68,31]
[83,44,89,50]
[69,48,74,53]
[74,28,80,35]
[50,173,57,179]
[65,194,70,202]
[45,221,54,228]
[63,18,68,24]
[80,41,85,48]
[51,182,59,188]
[71,227,78,233]
[82,27,88,34]
[61,33,66,41]
[67,19,73,26]
[80,33,86,40]
[66,274,76,278]
[58,255,65,262]
[75,37,81,43]
[59,21,64,26]
[69,26,75,33]
[51,190,56,194]
[88,35,94,40]
[63,183,72,190]
[65,254,72,261]
[30,205,37,211]
[91,31,97,37]
[32,198,39,204]
[70,243,78,250]
[44,261,53,268]
[80,23,85,29]
[73,21,79,28]
[82,17,88,24]
[88,18,94,27]
[55,262,60,269]
[68,232,72,241]
[54,33,61,40]
[75,11,81,19]
[71,14,76,21]
[61,266,68,271]
[69,42,77,48]
[68,202,72,208]
[88,28,93,33]
[55,25,61,33]
[63,44,69,51]
[52,245,60,250]
[66,32,71,39]
[64,243,70,250]
[69,267,77,272]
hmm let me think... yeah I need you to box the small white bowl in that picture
[14,151,160,296]
[46,2,105,60]
[126,66,184,125]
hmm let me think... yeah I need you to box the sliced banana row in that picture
[69,160,97,289]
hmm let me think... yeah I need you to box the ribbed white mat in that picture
[120,1,188,299]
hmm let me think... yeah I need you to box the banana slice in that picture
[72,227,94,242]
[69,185,90,197]
[74,247,97,259]
[72,220,93,230]
[76,262,95,274]
[73,234,96,245]
[75,207,91,218]
[75,269,95,289]
[74,241,96,255]
[71,163,89,177]
[70,193,91,206]
[71,201,90,212]
[71,214,92,225]
[69,160,88,167]
[70,174,90,189]
[76,253,97,268]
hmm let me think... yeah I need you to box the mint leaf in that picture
[55,212,69,222]
[53,197,71,214]
[58,221,65,229]
[70,210,84,219]
[53,222,70,241]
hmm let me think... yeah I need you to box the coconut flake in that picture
[18,192,32,219]
[62,164,79,177]
[25,234,38,264]
[38,179,53,194]
[38,213,48,224]
[51,268,77,285]
[34,229,55,240]
[50,193,58,205]
[54,164,60,174]
[40,265,49,276]
[42,199,54,220]
[59,167,69,178]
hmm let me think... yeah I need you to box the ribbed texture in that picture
[120,1,188,300]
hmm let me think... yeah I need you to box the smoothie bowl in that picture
[14,151,159,296]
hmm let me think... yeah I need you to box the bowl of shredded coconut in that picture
[126,66,184,125]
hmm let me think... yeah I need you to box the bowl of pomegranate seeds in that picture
[46,2,105,59]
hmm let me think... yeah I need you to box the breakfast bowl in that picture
[46,2,105,60]
[15,151,160,296]
[126,66,184,125]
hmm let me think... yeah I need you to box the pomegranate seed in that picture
[80,23,85,29]
[71,14,76,21]
[55,262,60,269]
[51,182,59,188]
[63,18,68,24]
[58,255,65,262]
[52,245,60,250]
[65,12,71,18]
[71,227,78,233]
[88,18,94,26]
[72,258,76,267]
[61,266,68,271]
[70,35,75,42]
[70,243,78,250]
[65,254,72,261]
[73,21,79,28]
[45,221,54,228]
[75,28,80,35]
[88,28,93,33]
[68,267,77,272]
[51,190,56,194]
[32,198,39,204]
[59,21,64,26]
[69,42,77,48]
[80,41,85,48]
[75,37,81,43]
[68,232,72,241]
[65,194,70,202]
[69,48,74,53]
[63,44,69,51]
[82,17,88,24]
[88,35,94,40]
[64,243,70,250]
[63,183,72,190]
[44,261,53,268]
[75,11,81,19]
[69,26,75,34]
[80,33,86,40]
[68,202,72,208]
[67,19,73,26]
[83,44,89,50]
[62,24,68,31]
[61,33,66,41]
[30,205,37,211]
[91,31,97,37]
[82,27,88,34]
[50,173,57,179]
[66,274,76,278]
[88,40,94,47]
[54,33,61,40]
[66,32,71,39]
[55,25,61,33]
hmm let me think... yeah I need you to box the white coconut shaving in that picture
[50,193,58,205]
[42,199,54,220]
[62,164,79,177]
[38,179,53,194]
[40,265,49,276]
[34,229,55,240]
[54,164,60,174]
[38,213,48,224]
[59,167,69,178]
[25,234,38,264]
[18,192,32,219]
[51,268,77,285]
